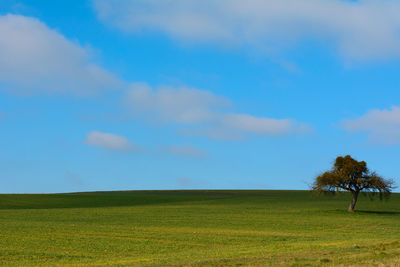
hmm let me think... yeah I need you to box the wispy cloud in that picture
[161,144,209,158]
[222,114,310,136]
[125,82,230,124]
[124,82,311,139]
[85,131,210,158]
[85,131,141,151]
[342,106,400,144]
[94,0,400,61]
[0,14,122,95]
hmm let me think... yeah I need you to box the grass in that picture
[0,190,399,266]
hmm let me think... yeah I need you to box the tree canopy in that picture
[312,155,395,212]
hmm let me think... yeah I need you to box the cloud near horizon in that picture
[124,83,311,139]
[0,14,121,95]
[94,0,400,61]
[342,106,400,144]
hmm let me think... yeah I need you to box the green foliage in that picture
[312,155,394,196]
[0,190,400,266]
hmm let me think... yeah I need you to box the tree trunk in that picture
[348,191,359,212]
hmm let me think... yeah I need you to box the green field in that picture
[0,190,399,266]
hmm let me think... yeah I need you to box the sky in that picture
[1,0,400,193]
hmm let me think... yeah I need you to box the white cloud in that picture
[85,131,140,151]
[222,114,310,136]
[162,144,209,158]
[125,82,230,124]
[85,130,209,157]
[125,82,310,139]
[0,14,122,95]
[94,0,400,61]
[342,106,400,144]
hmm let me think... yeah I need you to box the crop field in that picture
[0,190,399,266]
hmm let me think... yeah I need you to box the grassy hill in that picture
[0,190,399,266]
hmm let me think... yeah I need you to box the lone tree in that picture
[312,155,395,212]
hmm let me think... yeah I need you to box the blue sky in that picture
[1,0,400,193]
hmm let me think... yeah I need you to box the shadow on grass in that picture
[0,190,310,210]
[0,190,248,210]
[356,210,400,215]
[323,209,400,216]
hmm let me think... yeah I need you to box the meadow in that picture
[0,190,399,266]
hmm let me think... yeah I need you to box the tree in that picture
[312,155,395,212]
